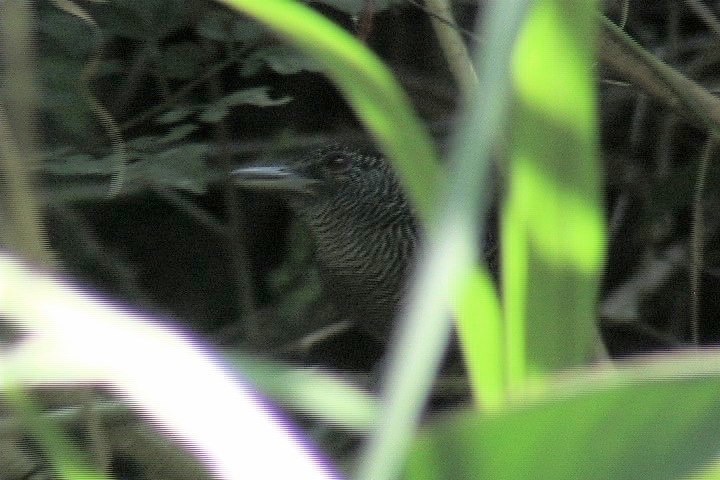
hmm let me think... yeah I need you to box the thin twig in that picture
[619,0,630,28]
[690,136,717,346]
[405,0,480,43]
[684,0,720,39]
[599,15,720,134]
[0,3,55,268]
[356,0,376,41]
[423,0,479,100]
[204,38,260,347]
[120,57,235,131]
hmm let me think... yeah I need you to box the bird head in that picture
[232,144,416,229]
[233,144,420,341]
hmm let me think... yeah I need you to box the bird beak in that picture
[231,165,320,195]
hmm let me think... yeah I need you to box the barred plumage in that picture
[234,145,496,341]
[233,144,419,340]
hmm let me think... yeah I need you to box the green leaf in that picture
[157,42,207,80]
[228,353,379,431]
[43,153,116,175]
[95,0,192,40]
[241,45,324,76]
[505,0,604,379]
[197,8,238,41]
[127,135,158,150]
[155,105,197,124]
[160,123,199,143]
[40,57,98,139]
[222,86,292,106]
[39,12,96,58]
[128,143,213,193]
[197,9,264,43]
[409,356,720,480]
[199,86,292,123]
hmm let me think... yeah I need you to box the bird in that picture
[232,144,495,342]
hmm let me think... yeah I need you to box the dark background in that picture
[33,0,720,370]
[3,1,720,477]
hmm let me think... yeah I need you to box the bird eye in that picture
[325,155,351,172]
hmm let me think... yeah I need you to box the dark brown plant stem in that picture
[204,40,260,346]
[0,2,55,268]
[690,137,717,346]
[598,15,720,134]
